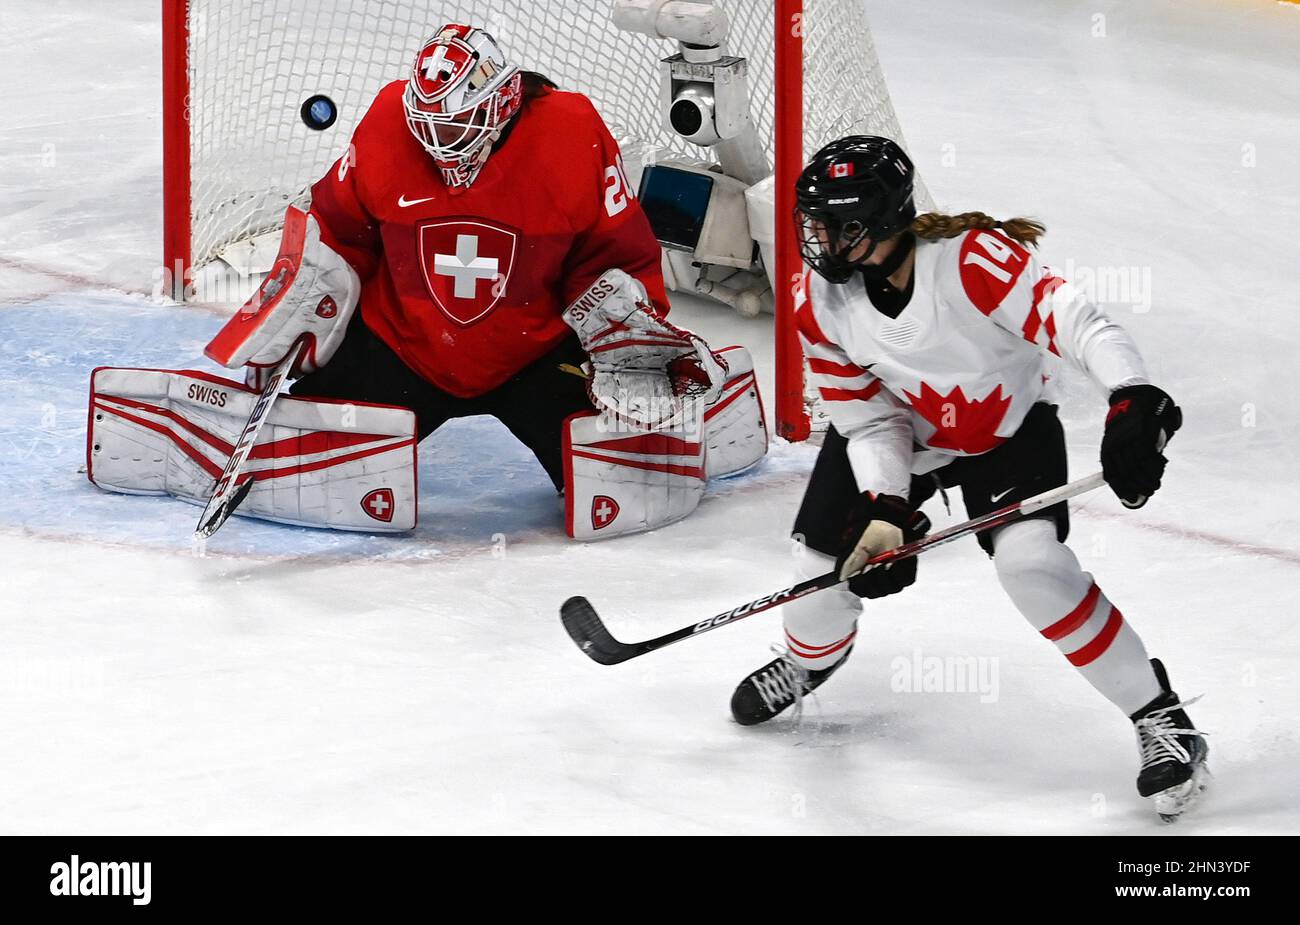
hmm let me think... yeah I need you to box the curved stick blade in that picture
[560,596,635,665]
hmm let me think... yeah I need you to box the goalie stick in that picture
[193,344,304,541]
[561,471,1107,665]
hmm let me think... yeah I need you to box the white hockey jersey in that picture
[797,227,1150,497]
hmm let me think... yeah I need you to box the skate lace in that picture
[752,645,810,722]
[1135,695,1206,769]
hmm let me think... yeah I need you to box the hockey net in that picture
[164,0,930,438]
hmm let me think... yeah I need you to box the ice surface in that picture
[0,0,1297,834]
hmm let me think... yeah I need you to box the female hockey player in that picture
[729,136,1207,821]
[189,22,764,539]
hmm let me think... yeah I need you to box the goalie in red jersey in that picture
[88,23,767,539]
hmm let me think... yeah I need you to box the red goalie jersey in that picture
[308,80,669,397]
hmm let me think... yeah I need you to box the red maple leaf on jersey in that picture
[903,382,1013,455]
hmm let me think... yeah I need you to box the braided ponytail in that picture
[911,211,1045,248]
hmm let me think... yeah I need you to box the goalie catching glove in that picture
[205,205,361,388]
[562,269,728,431]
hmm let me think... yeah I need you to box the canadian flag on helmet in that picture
[829,162,855,178]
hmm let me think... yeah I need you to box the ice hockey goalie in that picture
[87,22,767,539]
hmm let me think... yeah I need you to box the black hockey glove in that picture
[1101,384,1182,509]
[835,493,931,599]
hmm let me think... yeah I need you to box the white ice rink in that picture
[1,0,1297,834]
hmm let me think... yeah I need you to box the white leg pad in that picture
[563,410,705,540]
[704,345,768,479]
[88,367,418,532]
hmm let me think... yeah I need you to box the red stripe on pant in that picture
[786,629,856,660]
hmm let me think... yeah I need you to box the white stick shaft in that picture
[192,347,301,540]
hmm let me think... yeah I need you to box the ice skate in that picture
[730,646,851,726]
[1131,658,1209,822]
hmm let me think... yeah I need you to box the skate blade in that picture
[1154,763,1211,823]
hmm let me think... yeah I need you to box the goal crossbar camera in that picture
[660,53,751,146]
[613,0,755,150]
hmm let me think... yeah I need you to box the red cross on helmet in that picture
[403,23,523,188]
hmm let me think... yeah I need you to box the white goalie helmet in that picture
[403,23,524,189]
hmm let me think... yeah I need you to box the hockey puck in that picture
[300,94,338,131]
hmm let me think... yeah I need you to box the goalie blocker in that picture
[88,367,417,532]
[205,205,360,389]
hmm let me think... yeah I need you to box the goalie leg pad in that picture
[88,367,417,532]
[704,345,768,479]
[563,410,706,540]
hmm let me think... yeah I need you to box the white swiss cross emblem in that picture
[591,495,620,530]
[412,37,474,103]
[422,46,457,82]
[417,219,517,326]
[362,487,395,523]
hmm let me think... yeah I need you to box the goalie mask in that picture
[403,23,523,189]
[794,135,917,283]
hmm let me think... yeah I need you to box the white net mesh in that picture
[184,0,929,267]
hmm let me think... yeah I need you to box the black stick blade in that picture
[560,596,636,665]
[195,476,255,540]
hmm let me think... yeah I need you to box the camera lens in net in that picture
[669,98,703,137]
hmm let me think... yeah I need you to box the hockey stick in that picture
[193,344,304,541]
[561,471,1107,665]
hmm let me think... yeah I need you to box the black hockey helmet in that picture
[794,136,917,283]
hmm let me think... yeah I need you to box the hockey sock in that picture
[783,547,861,669]
[991,518,1161,715]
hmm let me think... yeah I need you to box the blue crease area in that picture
[0,292,776,560]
